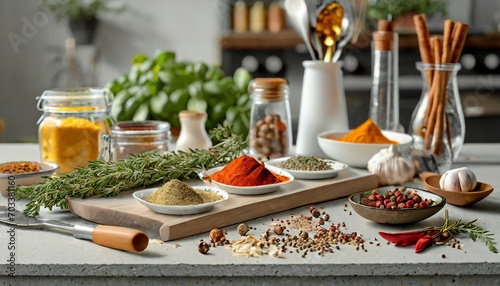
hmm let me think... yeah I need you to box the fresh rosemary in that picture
[428,210,497,253]
[15,125,246,217]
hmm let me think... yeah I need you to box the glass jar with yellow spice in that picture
[37,87,111,173]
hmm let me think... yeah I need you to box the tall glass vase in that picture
[409,62,465,173]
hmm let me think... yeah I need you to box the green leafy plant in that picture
[44,0,125,21]
[107,51,253,137]
[367,0,447,21]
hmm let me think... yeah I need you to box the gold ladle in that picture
[316,2,344,62]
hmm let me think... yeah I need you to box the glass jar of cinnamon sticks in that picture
[409,15,469,172]
[409,62,465,172]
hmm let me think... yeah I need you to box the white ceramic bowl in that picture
[0,161,59,197]
[317,130,413,168]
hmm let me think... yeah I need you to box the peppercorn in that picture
[311,209,321,218]
[198,240,210,254]
[237,224,250,236]
[318,218,324,225]
[274,225,285,235]
[322,213,330,221]
[210,228,225,243]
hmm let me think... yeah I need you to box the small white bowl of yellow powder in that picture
[133,179,229,215]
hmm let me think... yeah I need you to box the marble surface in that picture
[1,143,499,285]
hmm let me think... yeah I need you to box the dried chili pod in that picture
[378,231,426,246]
[414,235,434,253]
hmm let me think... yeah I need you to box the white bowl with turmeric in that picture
[133,179,229,215]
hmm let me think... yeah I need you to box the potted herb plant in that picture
[367,0,447,30]
[44,0,125,45]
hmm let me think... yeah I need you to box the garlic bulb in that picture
[367,144,415,186]
[439,167,477,192]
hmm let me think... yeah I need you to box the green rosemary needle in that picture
[15,125,246,217]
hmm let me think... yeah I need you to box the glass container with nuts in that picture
[248,78,292,158]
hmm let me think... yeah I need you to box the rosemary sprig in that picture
[15,125,246,217]
[428,210,497,253]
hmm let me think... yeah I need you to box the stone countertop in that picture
[1,143,499,285]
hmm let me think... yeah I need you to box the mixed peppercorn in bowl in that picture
[349,186,446,224]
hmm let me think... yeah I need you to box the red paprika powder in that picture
[211,155,287,186]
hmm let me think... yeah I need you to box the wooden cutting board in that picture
[68,168,378,241]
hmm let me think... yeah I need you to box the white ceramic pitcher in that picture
[296,61,349,157]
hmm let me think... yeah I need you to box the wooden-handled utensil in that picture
[0,206,148,252]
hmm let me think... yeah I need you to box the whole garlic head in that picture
[439,167,477,192]
[367,144,415,186]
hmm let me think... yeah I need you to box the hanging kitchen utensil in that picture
[284,0,318,60]
[315,1,344,62]
[0,206,149,252]
[305,0,323,59]
[331,0,355,62]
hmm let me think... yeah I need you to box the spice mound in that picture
[146,179,222,206]
[211,155,288,187]
[333,119,397,144]
[0,162,40,174]
[277,156,332,171]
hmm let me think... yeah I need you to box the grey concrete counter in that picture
[1,144,499,285]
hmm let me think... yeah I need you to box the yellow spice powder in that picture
[41,117,101,173]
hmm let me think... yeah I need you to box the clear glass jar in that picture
[249,78,292,158]
[409,62,465,173]
[107,121,171,161]
[37,87,111,173]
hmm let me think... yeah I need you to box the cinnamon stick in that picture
[424,37,442,150]
[414,14,434,87]
[441,20,455,64]
[450,22,470,63]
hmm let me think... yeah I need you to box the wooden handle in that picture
[92,225,149,252]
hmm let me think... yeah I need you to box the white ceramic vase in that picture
[295,61,349,157]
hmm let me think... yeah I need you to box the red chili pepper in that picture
[414,235,434,253]
[378,231,426,246]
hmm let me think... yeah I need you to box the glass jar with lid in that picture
[107,120,171,161]
[249,78,292,158]
[37,87,111,173]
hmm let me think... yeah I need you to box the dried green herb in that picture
[277,156,332,171]
[15,125,246,217]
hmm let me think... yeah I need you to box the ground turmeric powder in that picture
[336,119,398,144]
[40,117,103,173]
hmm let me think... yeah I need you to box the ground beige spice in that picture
[146,179,222,206]
[0,161,40,174]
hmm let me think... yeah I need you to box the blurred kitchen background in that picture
[1,0,500,143]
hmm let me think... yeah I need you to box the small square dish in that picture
[266,157,348,180]
[133,186,229,215]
